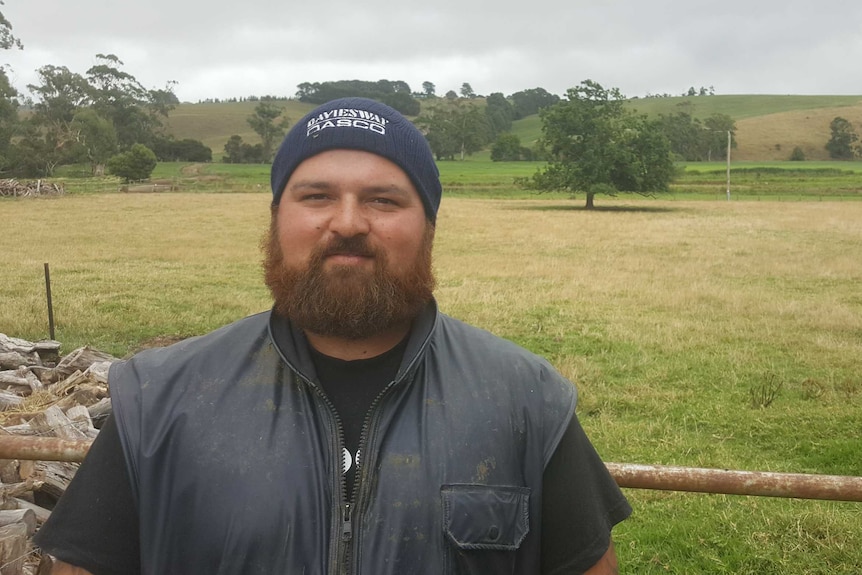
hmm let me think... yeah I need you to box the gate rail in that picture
[2,436,861,502]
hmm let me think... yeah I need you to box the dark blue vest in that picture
[111,304,576,574]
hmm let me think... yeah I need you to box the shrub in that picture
[789,146,806,161]
[107,144,158,182]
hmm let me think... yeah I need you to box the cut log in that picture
[54,347,118,379]
[64,406,96,439]
[0,368,42,394]
[54,387,103,412]
[32,342,61,366]
[87,397,112,428]
[0,509,36,535]
[11,499,49,525]
[33,461,77,502]
[0,522,28,575]
[29,406,88,440]
[0,390,24,411]
[0,352,39,371]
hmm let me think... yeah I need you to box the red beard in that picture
[262,214,435,340]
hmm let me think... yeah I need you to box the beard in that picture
[262,212,436,340]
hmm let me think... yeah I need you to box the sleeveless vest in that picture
[110,303,576,574]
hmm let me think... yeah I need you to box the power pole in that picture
[726,130,731,201]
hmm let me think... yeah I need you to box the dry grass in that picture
[735,103,862,161]
[3,193,861,571]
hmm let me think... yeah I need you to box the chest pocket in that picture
[441,484,530,575]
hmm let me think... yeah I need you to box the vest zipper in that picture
[295,373,352,574]
[277,320,434,574]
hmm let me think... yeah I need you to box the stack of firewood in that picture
[0,334,115,574]
[0,180,65,198]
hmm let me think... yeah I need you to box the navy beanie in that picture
[270,97,442,222]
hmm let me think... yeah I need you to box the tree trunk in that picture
[585,193,595,209]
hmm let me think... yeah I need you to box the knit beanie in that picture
[270,97,442,222]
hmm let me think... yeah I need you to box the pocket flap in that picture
[441,484,531,550]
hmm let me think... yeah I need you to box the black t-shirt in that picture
[35,343,630,574]
[308,337,407,500]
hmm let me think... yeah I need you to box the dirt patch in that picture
[131,335,189,354]
[181,163,204,176]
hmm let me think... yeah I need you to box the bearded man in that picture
[36,98,630,575]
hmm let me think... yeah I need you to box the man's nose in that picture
[329,199,370,237]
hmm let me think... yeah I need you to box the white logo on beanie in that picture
[306,108,389,137]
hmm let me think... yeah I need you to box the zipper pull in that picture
[342,503,353,542]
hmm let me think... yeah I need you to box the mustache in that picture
[320,236,377,258]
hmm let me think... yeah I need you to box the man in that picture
[36,97,630,574]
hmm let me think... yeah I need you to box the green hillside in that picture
[165,94,862,162]
[625,94,862,119]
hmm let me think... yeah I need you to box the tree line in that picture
[2,6,857,198]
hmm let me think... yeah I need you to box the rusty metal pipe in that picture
[606,462,862,502]
[0,436,860,502]
[0,435,92,463]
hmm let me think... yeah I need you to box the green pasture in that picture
[2,189,860,573]
[625,94,862,120]
[48,158,862,201]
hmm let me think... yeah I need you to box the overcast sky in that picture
[3,0,861,103]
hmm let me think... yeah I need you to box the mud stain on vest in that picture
[473,456,497,482]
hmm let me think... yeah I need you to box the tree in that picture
[69,108,118,175]
[152,137,212,162]
[460,83,475,99]
[484,92,514,139]
[25,65,93,169]
[789,146,806,161]
[247,102,290,162]
[417,100,489,161]
[656,110,736,161]
[510,87,560,119]
[702,113,737,161]
[381,92,420,116]
[445,90,458,100]
[0,2,21,172]
[87,54,174,151]
[490,134,523,161]
[825,117,859,160]
[529,80,674,209]
[223,135,246,163]
[223,135,264,164]
[294,79,420,115]
[107,143,157,182]
[421,81,436,98]
[0,2,22,50]
[0,61,19,172]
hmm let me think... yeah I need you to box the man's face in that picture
[263,149,435,340]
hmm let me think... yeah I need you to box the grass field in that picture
[48,159,862,203]
[2,190,860,573]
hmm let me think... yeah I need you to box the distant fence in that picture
[1,436,860,502]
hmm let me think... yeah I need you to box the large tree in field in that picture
[530,80,674,209]
[825,116,859,160]
[247,102,290,162]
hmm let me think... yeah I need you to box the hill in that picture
[164,100,315,159]
[165,95,862,162]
